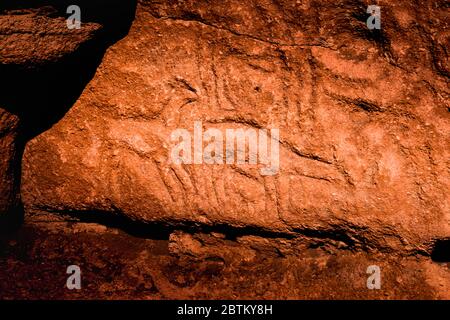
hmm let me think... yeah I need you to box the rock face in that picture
[0,8,99,66]
[21,0,449,255]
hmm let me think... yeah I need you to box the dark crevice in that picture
[30,207,299,242]
[29,207,386,254]
[354,99,384,113]
[0,204,24,234]
[327,92,384,113]
[431,239,450,263]
[294,227,357,249]
[39,208,172,240]
[30,207,404,254]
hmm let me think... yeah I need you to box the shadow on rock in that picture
[0,0,137,231]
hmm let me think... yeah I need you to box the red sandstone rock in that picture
[20,0,449,256]
[0,9,99,66]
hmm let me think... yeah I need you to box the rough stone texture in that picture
[21,0,450,256]
[0,8,100,66]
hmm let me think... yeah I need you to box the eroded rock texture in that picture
[1,220,449,299]
[20,0,450,257]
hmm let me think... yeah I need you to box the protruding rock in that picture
[21,0,450,254]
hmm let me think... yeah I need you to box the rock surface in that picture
[0,6,100,223]
[0,8,99,66]
[21,0,450,257]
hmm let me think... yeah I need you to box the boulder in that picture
[21,0,449,255]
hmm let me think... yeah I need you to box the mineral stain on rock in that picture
[0,0,449,299]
